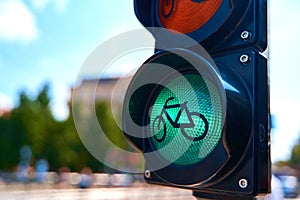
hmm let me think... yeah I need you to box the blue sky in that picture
[0,0,142,119]
[0,0,300,162]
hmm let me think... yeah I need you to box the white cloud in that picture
[50,83,70,121]
[0,0,38,43]
[0,92,13,109]
[35,57,76,120]
[269,0,300,162]
[0,56,3,69]
[54,0,69,12]
[29,0,51,10]
[29,0,69,13]
[271,98,300,162]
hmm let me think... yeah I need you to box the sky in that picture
[0,0,300,163]
[0,0,143,119]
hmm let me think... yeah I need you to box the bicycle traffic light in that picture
[123,0,270,199]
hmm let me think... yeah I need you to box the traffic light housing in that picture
[123,0,270,199]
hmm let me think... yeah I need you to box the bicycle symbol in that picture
[152,97,209,142]
[160,0,208,19]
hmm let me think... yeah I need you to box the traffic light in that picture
[123,0,270,199]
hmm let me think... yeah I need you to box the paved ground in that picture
[0,185,194,200]
[0,183,298,200]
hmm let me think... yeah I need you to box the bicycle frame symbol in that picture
[152,97,209,142]
[160,0,208,19]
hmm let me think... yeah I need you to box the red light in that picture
[158,0,222,34]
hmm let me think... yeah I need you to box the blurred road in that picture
[1,185,299,200]
[0,185,195,200]
[1,186,300,200]
[0,182,298,200]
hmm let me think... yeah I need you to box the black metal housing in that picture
[123,0,270,198]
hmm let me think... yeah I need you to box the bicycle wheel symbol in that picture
[151,97,209,142]
[180,112,209,141]
[160,0,175,18]
[152,116,167,142]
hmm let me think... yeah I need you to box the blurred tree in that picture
[0,84,64,171]
[55,101,102,172]
[0,83,136,172]
[96,101,129,150]
[4,84,59,169]
[290,139,300,165]
[0,114,24,170]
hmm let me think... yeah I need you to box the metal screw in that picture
[145,170,151,178]
[239,178,248,189]
[240,54,250,64]
[241,31,251,40]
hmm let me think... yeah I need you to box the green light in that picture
[149,74,223,166]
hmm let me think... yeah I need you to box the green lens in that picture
[149,74,223,166]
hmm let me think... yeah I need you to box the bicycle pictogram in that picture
[160,0,175,18]
[152,97,209,142]
[160,0,208,19]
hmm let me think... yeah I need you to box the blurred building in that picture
[72,76,131,105]
[71,76,132,116]
[0,108,11,118]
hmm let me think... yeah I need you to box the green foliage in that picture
[0,83,124,172]
[96,101,129,150]
[0,117,23,169]
[290,141,300,166]
[0,84,57,170]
